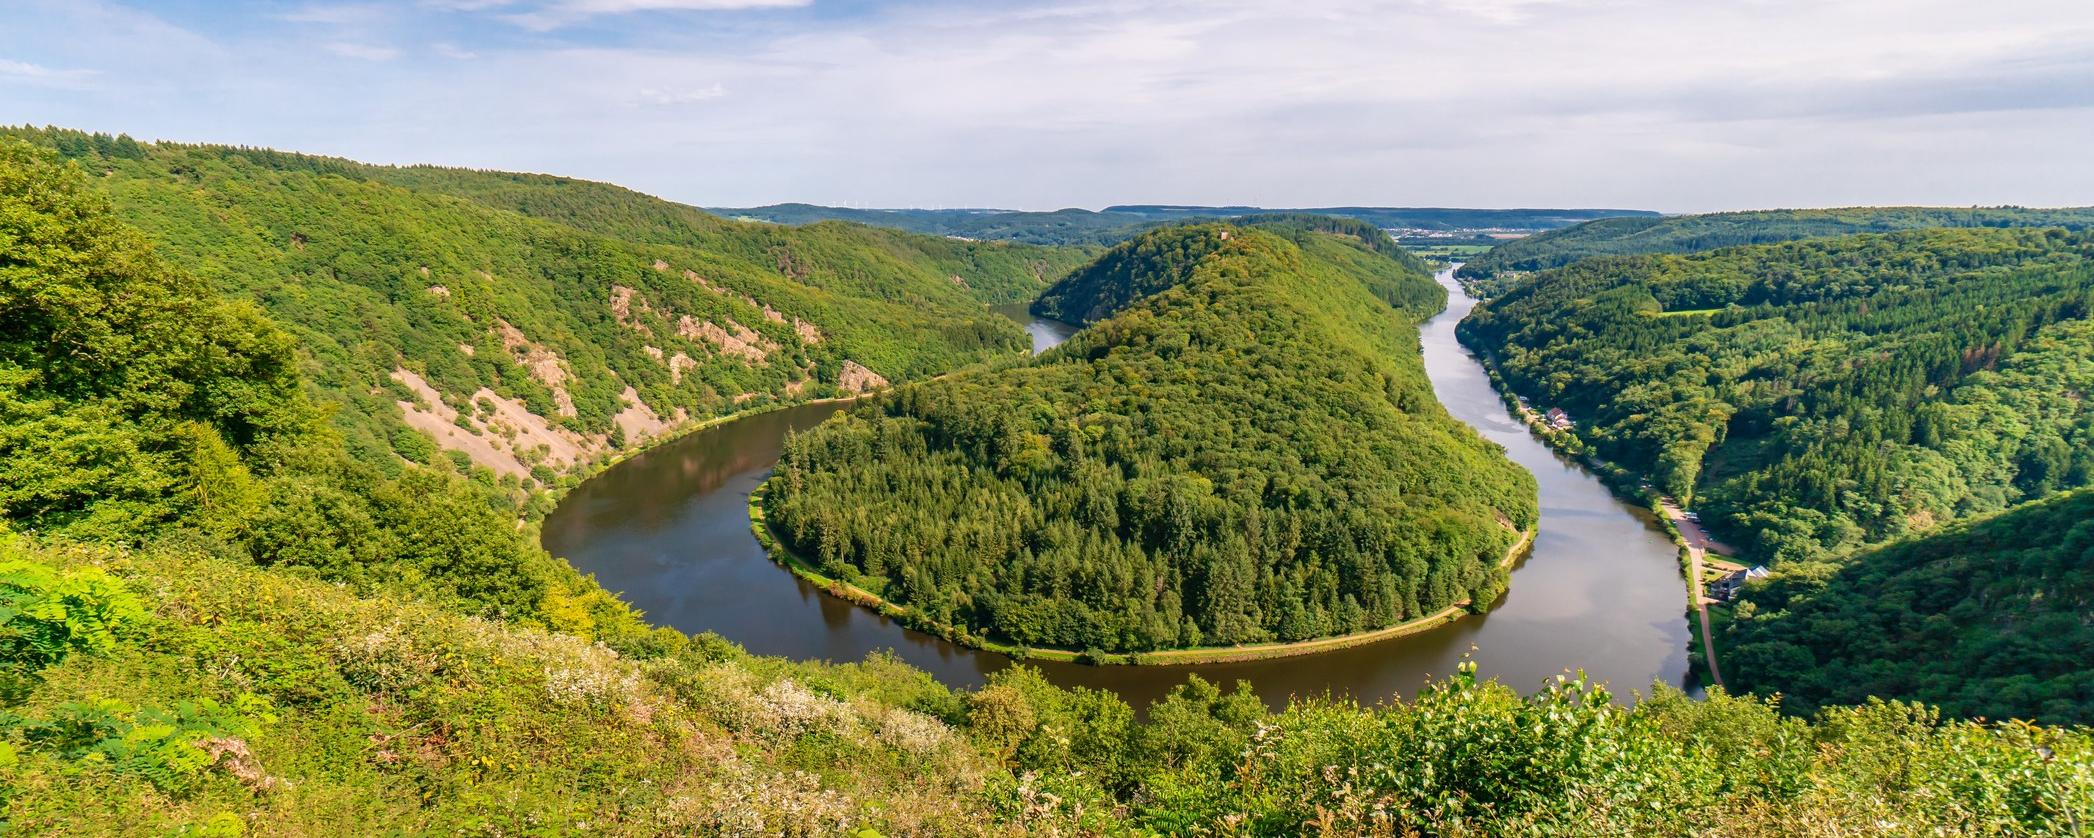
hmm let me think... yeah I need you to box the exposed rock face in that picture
[611,285,655,337]
[495,319,577,416]
[838,360,889,394]
[678,315,775,363]
[611,386,671,441]
[386,258,899,477]
[393,372,692,476]
[684,268,725,296]
[391,367,594,478]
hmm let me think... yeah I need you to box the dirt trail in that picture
[1661,499,1731,688]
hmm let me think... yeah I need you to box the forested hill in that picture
[765,224,1538,654]
[1725,490,2094,725]
[1031,214,1437,324]
[5,136,2087,836]
[4,127,1088,488]
[1461,227,2094,567]
[712,202,1653,246]
[1457,206,2094,287]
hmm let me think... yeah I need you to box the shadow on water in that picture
[544,277,1693,709]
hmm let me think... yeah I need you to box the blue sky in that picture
[5,0,2094,211]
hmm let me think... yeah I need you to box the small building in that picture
[1708,565,1770,602]
[1545,408,1574,431]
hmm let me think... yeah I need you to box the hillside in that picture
[764,223,1538,654]
[6,127,1088,487]
[19,538,2090,836]
[3,134,2089,837]
[713,202,1654,246]
[1460,227,2094,568]
[1031,214,1436,324]
[1456,206,2094,290]
[1725,490,2094,725]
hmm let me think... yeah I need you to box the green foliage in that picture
[4,125,1085,485]
[1464,226,2094,724]
[0,558,142,685]
[1031,214,1437,324]
[0,140,310,541]
[1727,490,2094,724]
[9,531,2087,835]
[0,139,622,631]
[1,541,1108,835]
[951,656,2092,836]
[769,224,1536,652]
[1462,227,2094,565]
[1459,205,2094,288]
[12,694,276,795]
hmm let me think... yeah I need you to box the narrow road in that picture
[1660,500,1727,689]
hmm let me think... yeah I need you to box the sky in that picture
[3,0,2093,212]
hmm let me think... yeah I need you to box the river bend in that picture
[543,273,1692,708]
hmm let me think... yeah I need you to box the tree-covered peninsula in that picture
[765,222,1539,654]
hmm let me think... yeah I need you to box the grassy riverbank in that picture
[750,475,1535,667]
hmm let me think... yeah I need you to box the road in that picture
[1660,499,1729,689]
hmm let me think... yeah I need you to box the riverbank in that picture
[1458,336,1731,689]
[537,340,1049,514]
[748,475,1536,667]
[533,393,868,519]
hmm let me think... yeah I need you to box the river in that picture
[542,272,1693,708]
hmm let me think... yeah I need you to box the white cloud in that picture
[503,0,812,31]
[0,58,97,86]
[631,83,726,106]
[325,42,401,61]
[3,0,2093,211]
[277,3,393,25]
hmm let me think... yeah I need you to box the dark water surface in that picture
[991,302,1081,353]
[544,273,1692,708]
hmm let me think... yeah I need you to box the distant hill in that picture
[1032,214,1435,323]
[710,202,1655,246]
[1457,206,2094,290]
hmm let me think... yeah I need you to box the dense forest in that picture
[766,223,1538,654]
[1461,227,2094,725]
[3,126,1089,491]
[1031,214,1437,324]
[1725,490,2094,725]
[1461,227,2094,565]
[1457,206,2094,291]
[3,136,2088,835]
[713,202,1653,246]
